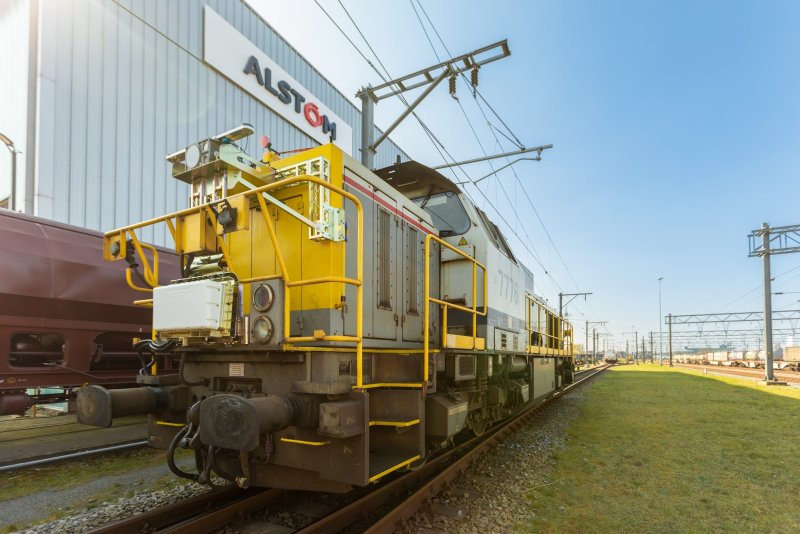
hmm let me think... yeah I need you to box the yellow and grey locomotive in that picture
[77,125,574,492]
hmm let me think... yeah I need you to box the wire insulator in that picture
[449,74,457,97]
[471,67,479,91]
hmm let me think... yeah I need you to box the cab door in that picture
[372,189,398,340]
[402,216,424,342]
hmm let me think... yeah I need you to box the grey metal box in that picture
[425,394,468,441]
[318,400,364,438]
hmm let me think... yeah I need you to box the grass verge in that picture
[0,448,195,533]
[522,364,800,533]
[0,448,182,502]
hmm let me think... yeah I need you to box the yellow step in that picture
[369,417,420,428]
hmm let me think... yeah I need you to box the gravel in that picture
[2,456,208,534]
[396,384,594,534]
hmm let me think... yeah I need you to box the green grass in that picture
[521,365,800,533]
[0,448,181,503]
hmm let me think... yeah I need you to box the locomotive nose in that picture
[198,394,295,451]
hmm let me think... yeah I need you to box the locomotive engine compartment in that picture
[76,125,574,493]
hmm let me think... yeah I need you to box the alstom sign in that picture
[204,7,353,154]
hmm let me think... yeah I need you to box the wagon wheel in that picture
[469,411,489,437]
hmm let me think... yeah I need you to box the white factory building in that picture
[0,0,407,241]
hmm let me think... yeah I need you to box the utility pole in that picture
[668,313,673,367]
[658,277,664,365]
[761,223,775,381]
[586,321,607,362]
[558,292,592,317]
[622,330,637,362]
[635,332,639,364]
[748,222,800,383]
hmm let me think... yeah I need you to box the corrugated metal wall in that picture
[34,0,409,245]
[0,0,30,209]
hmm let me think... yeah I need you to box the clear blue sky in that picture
[251,0,800,350]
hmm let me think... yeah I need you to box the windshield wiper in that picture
[419,186,435,210]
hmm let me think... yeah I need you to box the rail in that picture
[424,234,487,383]
[103,174,366,388]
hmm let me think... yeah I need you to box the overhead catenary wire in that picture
[410,0,599,321]
[413,2,524,150]
[317,1,604,333]
[316,0,557,284]
[411,9,550,275]
[711,263,800,313]
[406,1,554,283]
[313,0,448,153]
[413,1,582,289]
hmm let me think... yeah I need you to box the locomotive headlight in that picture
[185,143,202,168]
[252,284,274,312]
[252,316,274,344]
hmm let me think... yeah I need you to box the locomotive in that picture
[77,124,574,492]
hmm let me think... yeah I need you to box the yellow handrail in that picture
[103,173,365,388]
[424,234,487,383]
[524,293,573,355]
[122,237,160,292]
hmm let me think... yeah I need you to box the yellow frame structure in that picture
[423,234,487,383]
[524,293,574,357]
[103,174,368,388]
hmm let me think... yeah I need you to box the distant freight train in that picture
[0,210,179,415]
[672,349,800,369]
[77,125,576,493]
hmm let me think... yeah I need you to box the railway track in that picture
[673,363,800,384]
[0,414,148,471]
[0,439,148,472]
[87,364,609,533]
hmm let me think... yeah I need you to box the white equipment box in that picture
[153,280,225,332]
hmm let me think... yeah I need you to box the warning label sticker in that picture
[458,237,468,246]
[229,363,245,377]
[448,403,468,415]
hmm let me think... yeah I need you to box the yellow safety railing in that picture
[104,174,366,388]
[524,293,573,356]
[424,234,487,383]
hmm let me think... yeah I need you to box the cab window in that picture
[413,191,471,236]
[475,207,517,262]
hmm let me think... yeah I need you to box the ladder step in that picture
[369,417,420,428]
[368,453,421,482]
[360,382,423,389]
